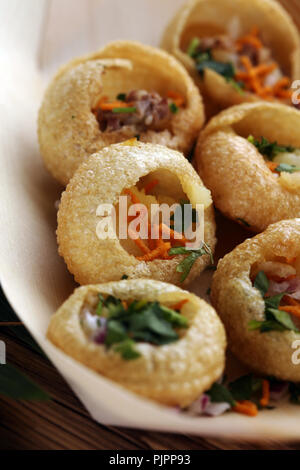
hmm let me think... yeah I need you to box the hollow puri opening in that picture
[115,169,192,258]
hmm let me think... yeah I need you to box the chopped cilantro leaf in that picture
[196,59,235,81]
[254,271,269,297]
[116,93,126,101]
[169,102,179,114]
[169,243,213,282]
[112,106,136,114]
[247,135,295,160]
[187,37,201,57]
[275,163,300,173]
[206,382,236,407]
[249,271,299,333]
[96,295,189,359]
[113,339,141,360]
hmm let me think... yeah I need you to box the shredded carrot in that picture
[167,91,185,107]
[279,305,300,319]
[172,299,189,311]
[266,273,296,282]
[236,35,262,51]
[144,179,159,194]
[260,379,270,407]
[272,77,293,99]
[123,188,142,205]
[235,45,291,100]
[97,100,133,111]
[93,95,108,111]
[266,161,279,172]
[137,242,171,262]
[285,257,297,265]
[233,400,258,417]
[128,230,151,255]
[121,300,128,310]
[159,223,188,246]
[282,296,299,306]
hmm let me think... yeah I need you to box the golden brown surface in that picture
[196,102,300,232]
[211,218,300,381]
[38,40,204,185]
[47,279,226,407]
[161,0,300,111]
[57,141,216,286]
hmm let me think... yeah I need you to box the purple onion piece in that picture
[269,381,289,401]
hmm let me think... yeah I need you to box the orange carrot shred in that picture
[159,223,188,246]
[144,179,159,194]
[260,379,270,407]
[279,305,300,319]
[266,161,279,172]
[172,299,189,311]
[137,242,171,262]
[97,101,133,111]
[167,90,185,107]
[233,400,258,417]
[123,188,141,205]
[128,228,150,255]
[285,257,297,265]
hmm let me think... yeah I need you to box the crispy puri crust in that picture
[47,279,226,406]
[211,219,300,381]
[161,0,300,109]
[196,102,300,232]
[38,40,204,185]
[57,142,216,286]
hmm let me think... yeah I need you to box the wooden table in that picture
[1,0,300,451]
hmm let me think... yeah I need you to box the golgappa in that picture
[161,0,300,112]
[196,102,300,232]
[38,40,204,185]
[57,141,216,286]
[47,279,226,407]
[211,218,300,382]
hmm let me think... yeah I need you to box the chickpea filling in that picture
[92,89,184,133]
[80,291,189,360]
[250,257,300,332]
[185,26,292,101]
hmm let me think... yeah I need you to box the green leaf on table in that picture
[0,363,50,401]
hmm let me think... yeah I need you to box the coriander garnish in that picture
[249,271,299,333]
[94,295,188,360]
[247,135,295,160]
[169,242,213,282]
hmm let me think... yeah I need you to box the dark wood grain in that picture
[1,0,300,450]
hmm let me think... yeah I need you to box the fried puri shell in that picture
[161,0,300,109]
[47,279,226,407]
[196,102,300,232]
[211,219,300,381]
[57,142,216,286]
[38,40,204,185]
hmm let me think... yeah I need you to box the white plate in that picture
[1,0,300,440]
